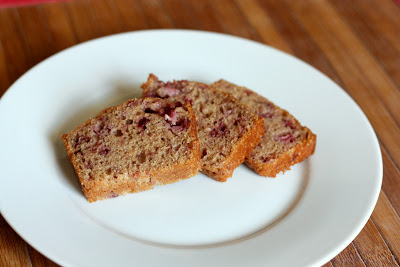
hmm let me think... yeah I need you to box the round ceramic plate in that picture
[0,30,382,267]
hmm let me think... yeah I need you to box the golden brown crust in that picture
[199,88,266,181]
[79,150,201,202]
[201,116,265,182]
[141,73,157,96]
[211,80,317,178]
[245,128,316,177]
[155,103,201,185]
[61,98,201,202]
[142,75,266,182]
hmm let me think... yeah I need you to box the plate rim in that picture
[0,29,383,267]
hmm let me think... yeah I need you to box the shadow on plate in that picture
[47,80,311,248]
[88,160,311,249]
[48,83,143,194]
[165,161,311,248]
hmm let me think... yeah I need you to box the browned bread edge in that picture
[211,80,317,178]
[61,98,201,202]
[245,126,316,177]
[201,115,265,182]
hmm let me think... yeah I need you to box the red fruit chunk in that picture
[156,86,181,98]
[276,133,295,143]
[138,118,150,130]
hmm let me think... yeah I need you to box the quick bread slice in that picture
[62,97,201,202]
[141,74,265,182]
[211,80,316,177]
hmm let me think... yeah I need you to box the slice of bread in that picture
[62,97,201,202]
[141,74,265,182]
[211,80,316,177]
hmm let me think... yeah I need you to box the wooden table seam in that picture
[0,35,11,94]
[329,0,400,96]
[230,0,264,42]
[351,240,369,267]
[13,7,37,68]
[380,146,400,216]
[24,242,34,267]
[371,191,400,265]
[370,214,400,266]
[60,2,80,45]
[113,0,148,31]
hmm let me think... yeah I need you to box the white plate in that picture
[0,30,382,266]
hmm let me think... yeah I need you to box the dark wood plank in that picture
[298,0,400,127]
[89,0,124,36]
[371,191,400,264]
[287,0,400,171]
[162,0,200,29]
[17,5,56,65]
[137,0,174,29]
[258,0,342,86]
[0,8,31,83]
[353,219,399,266]
[331,242,366,266]
[381,146,400,215]
[209,0,261,41]
[329,0,400,90]
[187,0,224,33]
[113,0,149,31]
[0,216,6,228]
[322,261,334,267]
[234,0,291,54]
[41,2,77,51]
[65,0,100,42]
[27,245,60,267]
[353,0,400,51]
[0,218,31,267]
[0,41,10,96]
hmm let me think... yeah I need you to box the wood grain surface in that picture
[1,0,399,266]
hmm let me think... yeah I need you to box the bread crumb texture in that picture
[62,98,200,202]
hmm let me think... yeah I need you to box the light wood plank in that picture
[187,0,224,33]
[353,219,399,266]
[41,2,77,51]
[288,0,400,171]
[331,242,366,266]
[137,0,175,29]
[65,0,100,42]
[209,0,261,41]
[371,191,400,262]
[113,0,149,31]
[89,0,124,36]
[0,8,31,83]
[234,0,292,54]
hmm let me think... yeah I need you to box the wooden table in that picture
[1,0,400,266]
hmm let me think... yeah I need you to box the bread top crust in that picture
[211,80,316,177]
[62,97,200,184]
[142,74,264,179]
